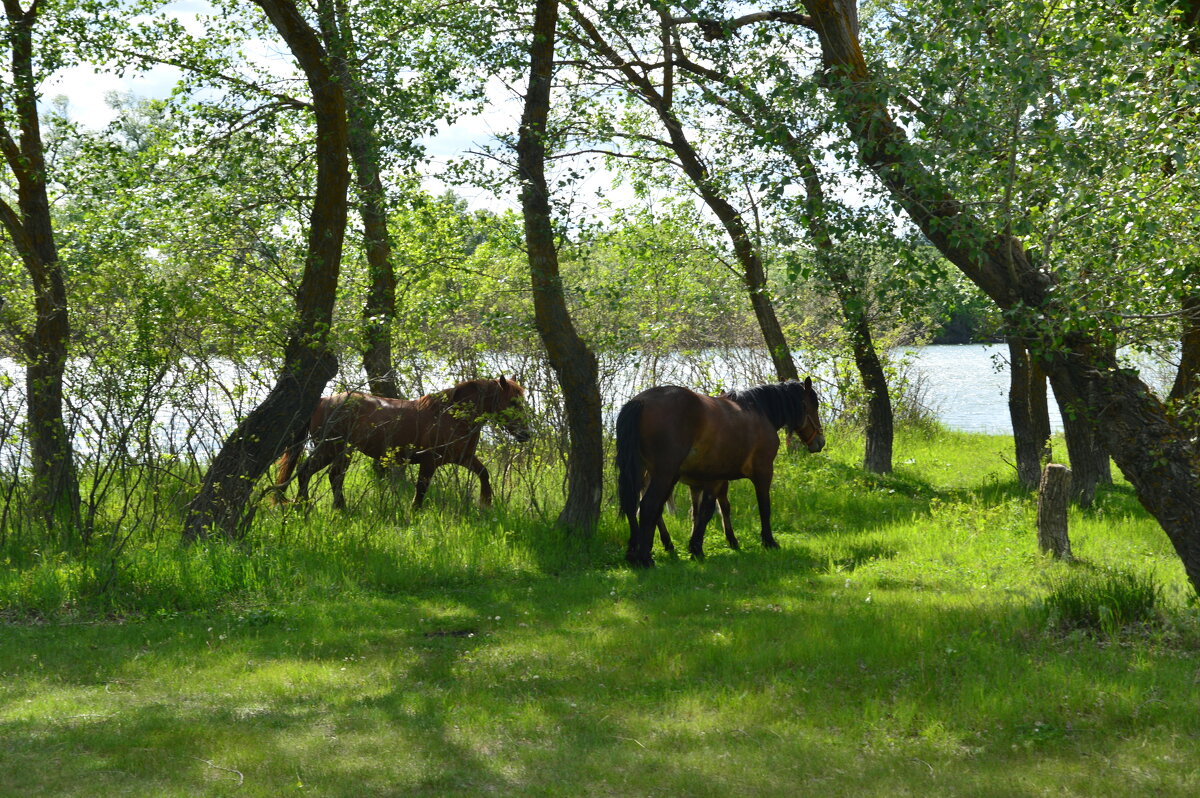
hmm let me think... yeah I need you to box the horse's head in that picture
[494,375,533,443]
[791,377,825,453]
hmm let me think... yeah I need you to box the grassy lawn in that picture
[3,427,1199,796]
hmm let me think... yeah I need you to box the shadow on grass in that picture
[4,554,1200,796]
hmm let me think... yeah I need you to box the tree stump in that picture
[1037,463,1073,559]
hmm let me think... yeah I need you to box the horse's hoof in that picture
[689,547,706,561]
[626,552,655,568]
[762,538,780,550]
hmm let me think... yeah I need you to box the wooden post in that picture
[1037,463,1073,559]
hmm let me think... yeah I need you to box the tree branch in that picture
[671,10,817,41]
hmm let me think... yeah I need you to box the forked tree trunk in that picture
[517,0,603,532]
[184,0,350,541]
[0,2,80,533]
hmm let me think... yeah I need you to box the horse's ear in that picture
[804,376,813,391]
[499,374,508,389]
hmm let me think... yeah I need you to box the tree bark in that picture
[1037,463,1073,559]
[184,0,350,541]
[0,1,80,532]
[789,133,892,472]
[1008,337,1049,490]
[787,0,1200,591]
[517,0,603,532]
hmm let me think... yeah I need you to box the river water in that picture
[0,344,1176,466]
[906,344,1174,434]
[904,344,1054,434]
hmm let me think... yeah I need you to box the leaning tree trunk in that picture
[0,3,80,532]
[787,129,892,473]
[184,0,350,541]
[567,7,799,384]
[789,0,1200,591]
[517,0,603,532]
[1008,337,1050,490]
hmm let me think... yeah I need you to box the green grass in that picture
[2,425,1200,796]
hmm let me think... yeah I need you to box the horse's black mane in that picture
[723,381,808,430]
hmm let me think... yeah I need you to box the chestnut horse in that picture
[617,379,824,566]
[275,376,532,509]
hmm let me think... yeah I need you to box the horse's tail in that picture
[271,406,316,503]
[615,398,644,524]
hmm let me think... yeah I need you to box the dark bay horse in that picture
[275,376,532,510]
[646,478,734,558]
[617,378,825,566]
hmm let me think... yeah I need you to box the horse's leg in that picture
[328,446,352,510]
[413,458,438,510]
[643,474,676,555]
[656,513,675,555]
[752,469,779,549]
[295,439,340,503]
[715,481,738,550]
[463,455,493,507]
[688,485,718,560]
[631,472,676,567]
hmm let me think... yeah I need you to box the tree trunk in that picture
[517,0,603,532]
[1036,463,1073,559]
[794,0,1200,591]
[1009,338,1049,490]
[184,0,350,541]
[327,0,399,398]
[851,312,893,473]
[1029,355,1051,453]
[0,3,80,532]
[786,130,892,473]
[1049,362,1113,507]
[567,8,799,383]
[1170,291,1200,403]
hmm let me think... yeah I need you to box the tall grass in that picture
[2,423,1193,621]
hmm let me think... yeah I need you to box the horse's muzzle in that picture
[807,433,826,453]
